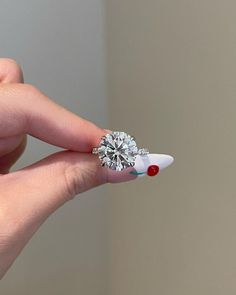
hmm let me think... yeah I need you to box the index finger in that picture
[0,83,106,152]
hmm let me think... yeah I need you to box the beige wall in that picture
[107,0,236,294]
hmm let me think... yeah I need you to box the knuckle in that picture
[62,160,107,202]
[0,58,23,80]
[5,58,21,70]
[6,83,38,95]
[20,83,39,95]
[62,165,81,201]
[15,83,46,101]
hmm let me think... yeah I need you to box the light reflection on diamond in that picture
[98,131,138,171]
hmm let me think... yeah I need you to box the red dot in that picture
[147,165,159,176]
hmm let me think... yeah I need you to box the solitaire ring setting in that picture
[92,131,149,171]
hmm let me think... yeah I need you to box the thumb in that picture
[0,150,136,278]
[5,150,173,223]
[0,149,173,278]
[5,151,137,223]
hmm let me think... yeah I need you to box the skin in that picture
[0,58,136,279]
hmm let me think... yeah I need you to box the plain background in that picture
[1,0,236,294]
[107,0,236,294]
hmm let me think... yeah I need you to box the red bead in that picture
[147,165,159,176]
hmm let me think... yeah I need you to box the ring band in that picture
[92,147,149,156]
[92,131,149,171]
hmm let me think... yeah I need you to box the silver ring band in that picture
[92,147,149,156]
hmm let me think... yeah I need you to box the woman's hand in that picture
[0,58,136,279]
[0,58,173,279]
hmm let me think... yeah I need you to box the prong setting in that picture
[92,131,149,171]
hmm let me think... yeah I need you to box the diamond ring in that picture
[92,131,149,171]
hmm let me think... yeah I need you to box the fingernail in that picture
[129,154,174,177]
[106,154,174,183]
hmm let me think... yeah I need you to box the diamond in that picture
[138,148,149,155]
[98,131,138,171]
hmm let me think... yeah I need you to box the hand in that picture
[0,59,173,280]
[0,58,136,279]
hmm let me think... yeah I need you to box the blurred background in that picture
[1,0,236,294]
